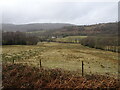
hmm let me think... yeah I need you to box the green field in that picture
[2,42,118,78]
[55,36,87,43]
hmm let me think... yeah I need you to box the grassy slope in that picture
[2,42,119,78]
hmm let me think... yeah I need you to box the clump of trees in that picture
[81,36,119,52]
[2,31,38,45]
[81,37,96,48]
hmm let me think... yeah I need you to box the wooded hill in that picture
[2,22,118,36]
[24,22,118,38]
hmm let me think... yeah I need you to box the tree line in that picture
[52,35,119,53]
[2,31,38,45]
[80,36,119,52]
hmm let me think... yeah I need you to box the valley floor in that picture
[2,42,119,78]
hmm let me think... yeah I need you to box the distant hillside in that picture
[52,22,118,36]
[28,22,118,37]
[2,23,74,32]
[2,22,118,37]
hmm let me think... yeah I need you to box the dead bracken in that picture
[2,64,120,89]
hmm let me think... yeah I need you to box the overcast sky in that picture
[0,0,119,25]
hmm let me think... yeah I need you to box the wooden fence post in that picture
[39,59,42,68]
[82,61,84,76]
[13,59,14,64]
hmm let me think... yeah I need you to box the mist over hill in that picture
[2,23,74,32]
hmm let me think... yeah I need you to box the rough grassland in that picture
[2,42,119,78]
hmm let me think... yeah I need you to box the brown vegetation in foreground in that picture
[2,64,120,89]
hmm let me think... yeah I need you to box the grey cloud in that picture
[2,1,118,25]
